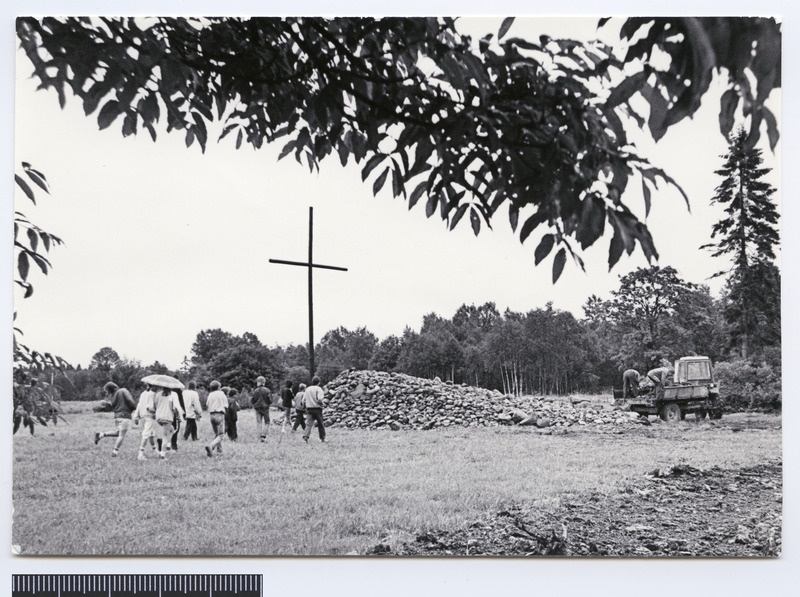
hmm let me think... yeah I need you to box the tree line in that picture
[48,260,779,413]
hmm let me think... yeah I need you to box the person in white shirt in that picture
[153,386,185,459]
[205,380,229,457]
[182,381,203,441]
[133,385,158,461]
[302,376,327,443]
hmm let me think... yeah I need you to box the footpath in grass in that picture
[12,410,780,556]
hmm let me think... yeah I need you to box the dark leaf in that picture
[122,112,137,137]
[552,248,567,283]
[425,193,438,218]
[534,234,555,265]
[193,115,208,152]
[606,70,648,108]
[509,204,519,232]
[641,179,652,217]
[498,17,515,40]
[372,168,389,195]
[408,181,427,210]
[470,209,481,236]
[607,230,622,271]
[97,100,121,130]
[27,229,38,253]
[278,140,296,161]
[762,107,779,151]
[361,153,386,182]
[449,203,469,230]
[18,252,30,281]
[23,166,50,193]
[718,88,739,139]
[15,175,35,203]
[520,211,548,244]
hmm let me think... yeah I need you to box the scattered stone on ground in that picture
[324,370,641,431]
[384,461,782,556]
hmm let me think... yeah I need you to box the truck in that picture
[620,356,722,423]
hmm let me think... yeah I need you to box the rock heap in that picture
[323,370,640,431]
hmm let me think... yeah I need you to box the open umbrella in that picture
[141,374,184,390]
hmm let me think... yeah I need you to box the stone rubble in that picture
[323,370,641,431]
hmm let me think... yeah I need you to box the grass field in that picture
[12,406,781,555]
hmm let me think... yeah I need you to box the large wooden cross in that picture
[269,206,348,378]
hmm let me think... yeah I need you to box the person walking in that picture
[292,383,307,432]
[153,386,184,459]
[622,369,641,399]
[250,376,272,442]
[226,388,240,441]
[133,384,158,460]
[205,380,228,457]
[302,376,326,443]
[182,381,203,441]
[93,382,137,457]
[280,380,294,431]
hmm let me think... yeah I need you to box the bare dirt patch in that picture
[385,460,782,557]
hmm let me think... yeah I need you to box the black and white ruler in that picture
[11,575,262,597]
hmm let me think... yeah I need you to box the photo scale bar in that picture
[12,575,262,597]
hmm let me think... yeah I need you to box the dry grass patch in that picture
[12,411,780,555]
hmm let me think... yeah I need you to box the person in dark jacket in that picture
[281,380,294,430]
[292,383,307,431]
[251,376,272,442]
[226,388,240,441]
[94,382,137,457]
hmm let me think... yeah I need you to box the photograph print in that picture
[12,16,782,556]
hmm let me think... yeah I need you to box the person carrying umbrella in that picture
[151,384,185,460]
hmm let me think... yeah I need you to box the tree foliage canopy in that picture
[20,16,766,281]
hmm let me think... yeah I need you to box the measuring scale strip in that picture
[12,575,262,596]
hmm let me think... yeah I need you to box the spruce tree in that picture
[703,126,780,357]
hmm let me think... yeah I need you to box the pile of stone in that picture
[323,370,640,431]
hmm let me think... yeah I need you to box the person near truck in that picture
[622,369,641,399]
[646,366,673,401]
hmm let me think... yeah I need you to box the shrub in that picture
[714,357,781,412]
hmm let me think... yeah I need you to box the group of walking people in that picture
[93,375,327,459]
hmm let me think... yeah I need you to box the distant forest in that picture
[50,263,781,413]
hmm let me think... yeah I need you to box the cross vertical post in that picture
[269,206,348,379]
[307,207,314,376]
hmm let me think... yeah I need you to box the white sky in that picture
[3,1,799,595]
[11,16,781,370]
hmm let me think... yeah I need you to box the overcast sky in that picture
[12,15,782,370]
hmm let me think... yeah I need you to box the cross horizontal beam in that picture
[268,258,348,272]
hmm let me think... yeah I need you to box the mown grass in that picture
[12,410,780,556]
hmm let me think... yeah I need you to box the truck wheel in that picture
[695,409,707,420]
[710,408,723,420]
[660,403,682,423]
